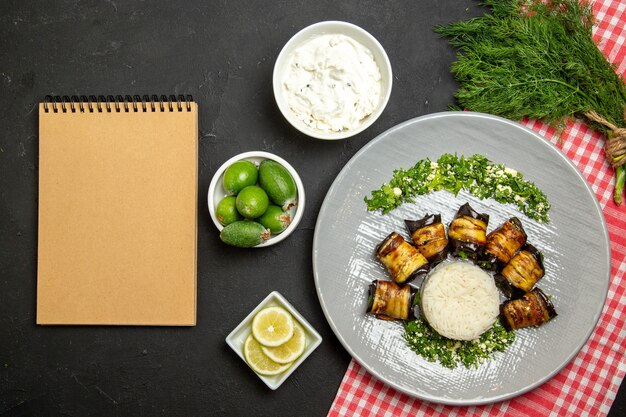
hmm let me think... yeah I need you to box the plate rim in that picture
[312,111,610,405]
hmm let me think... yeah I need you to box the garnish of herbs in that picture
[403,319,516,369]
[364,153,550,223]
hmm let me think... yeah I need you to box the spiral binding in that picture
[43,95,194,113]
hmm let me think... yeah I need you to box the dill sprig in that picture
[435,0,626,204]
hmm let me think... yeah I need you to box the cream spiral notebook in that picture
[37,95,198,325]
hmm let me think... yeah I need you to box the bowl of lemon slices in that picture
[225,291,323,389]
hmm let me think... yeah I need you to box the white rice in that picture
[421,261,500,341]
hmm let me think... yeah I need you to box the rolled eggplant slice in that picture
[367,280,417,321]
[496,243,545,298]
[500,288,556,330]
[404,214,449,265]
[480,217,527,271]
[448,203,489,260]
[376,232,429,285]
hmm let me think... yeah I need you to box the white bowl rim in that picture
[272,20,393,140]
[207,151,305,248]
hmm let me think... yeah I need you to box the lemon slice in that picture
[261,321,306,364]
[251,306,294,347]
[243,334,292,376]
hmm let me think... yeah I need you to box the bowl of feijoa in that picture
[208,151,305,248]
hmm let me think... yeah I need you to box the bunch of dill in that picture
[435,0,626,203]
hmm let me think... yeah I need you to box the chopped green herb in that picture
[403,318,515,369]
[412,291,421,306]
[364,153,550,222]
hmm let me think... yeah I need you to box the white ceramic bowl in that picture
[225,291,323,390]
[207,151,305,247]
[273,21,393,140]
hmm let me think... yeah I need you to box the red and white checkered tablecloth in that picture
[328,1,626,416]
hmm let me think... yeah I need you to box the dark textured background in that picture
[1,1,624,416]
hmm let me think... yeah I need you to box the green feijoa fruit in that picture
[220,221,270,248]
[258,205,291,234]
[215,196,242,226]
[223,160,258,195]
[236,185,269,219]
[258,160,297,210]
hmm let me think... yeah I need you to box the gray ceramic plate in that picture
[312,112,610,405]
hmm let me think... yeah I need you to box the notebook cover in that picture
[37,102,198,325]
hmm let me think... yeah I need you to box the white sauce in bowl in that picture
[282,34,382,133]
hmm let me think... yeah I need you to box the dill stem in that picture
[615,166,625,205]
[506,78,593,104]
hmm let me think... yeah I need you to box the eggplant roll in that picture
[500,288,556,330]
[496,243,545,298]
[376,232,429,285]
[481,217,527,271]
[404,214,449,265]
[448,203,489,260]
[367,280,417,321]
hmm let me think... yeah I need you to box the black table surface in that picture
[1,1,624,416]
